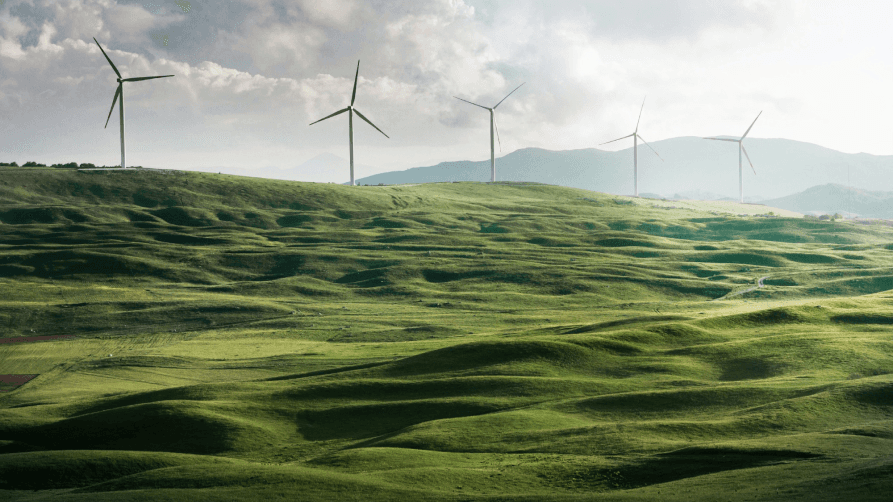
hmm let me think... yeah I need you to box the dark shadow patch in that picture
[782,253,839,264]
[690,252,784,267]
[564,316,689,334]
[720,357,788,381]
[151,207,213,227]
[132,192,160,208]
[297,400,502,441]
[0,208,58,224]
[480,223,508,234]
[595,238,658,248]
[529,237,575,247]
[0,264,35,277]
[832,314,893,324]
[276,214,313,227]
[153,234,225,246]
[421,269,495,283]
[369,218,409,229]
[335,268,390,288]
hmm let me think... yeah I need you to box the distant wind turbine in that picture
[704,111,762,203]
[454,83,525,183]
[600,97,663,197]
[94,37,174,169]
[309,61,389,186]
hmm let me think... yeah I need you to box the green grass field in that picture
[1,169,892,500]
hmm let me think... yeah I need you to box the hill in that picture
[1,170,893,501]
[761,183,893,219]
[355,138,893,200]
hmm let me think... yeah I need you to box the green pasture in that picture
[1,170,892,500]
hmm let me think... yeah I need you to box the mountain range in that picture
[354,137,892,202]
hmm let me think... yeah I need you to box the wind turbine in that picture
[704,111,762,203]
[600,97,663,197]
[454,83,525,183]
[309,61,389,186]
[94,37,174,169]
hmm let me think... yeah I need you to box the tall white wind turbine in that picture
[94,38,174,169]
[309,61,389,186]
[454,83,525,182]
[704,111,762,203]
[600,97,663,197]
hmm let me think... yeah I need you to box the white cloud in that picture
[0,0,889,176]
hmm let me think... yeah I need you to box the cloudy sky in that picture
[1,0,890,182]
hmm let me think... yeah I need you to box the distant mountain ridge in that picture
[355,137,893,201]
[761,184,893,219]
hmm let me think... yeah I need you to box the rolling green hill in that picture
[2,169,893,501]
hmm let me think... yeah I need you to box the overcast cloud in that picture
[1,0,890,182]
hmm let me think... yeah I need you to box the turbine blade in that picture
[93,37,121,78]
[599,133,635,146]
[742,144,756,174]
[635,96,646,132]
[309,107,349,126]
[494,113,502,152]
[703,137,740,142]
[353,108,389,138]
[104,84,121,129]
[122,75,175,82]
[454,96,490,110]
[351,60,360,106]
[741,110,762,139]
[637,134,663,162]
[493,82,525,109]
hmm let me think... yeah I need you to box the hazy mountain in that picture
[355,137,893,200]
[760,184,893,219]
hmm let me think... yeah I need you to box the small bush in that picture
[22,161,46,167]
[0,162,18,167]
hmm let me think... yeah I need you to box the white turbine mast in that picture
[704,111,762,203]
[309,61,389,186]
[94,38,174,169]
[600,96,663,197]
[454,83,525,183]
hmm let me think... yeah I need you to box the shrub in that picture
[51,162,79,169]
[22,161,46,167]
[0,162,18,167]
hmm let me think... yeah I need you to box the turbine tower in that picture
[94,38,174,169]
[600,97,663,197]
[704,111,762,203]
[309,61,389,186]
[454,83,525,182]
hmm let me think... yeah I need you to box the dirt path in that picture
[716,276,769,300]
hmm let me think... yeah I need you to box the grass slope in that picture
[1,169,893,500]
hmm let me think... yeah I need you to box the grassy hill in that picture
[1,169,893,500]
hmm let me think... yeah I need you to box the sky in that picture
[1,0,891,183]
